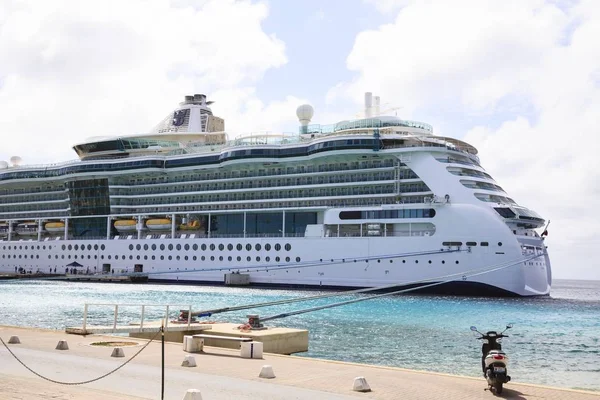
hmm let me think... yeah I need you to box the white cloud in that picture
[0,0,289,164]
[337,0,600,279]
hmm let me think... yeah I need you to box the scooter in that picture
[470,324,513,394]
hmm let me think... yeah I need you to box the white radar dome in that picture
[10,156,22,166]
[0,161,8,169]
[296,104,314,124]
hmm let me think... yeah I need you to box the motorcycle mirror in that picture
[470,326,478,331]
[506,323,513,329]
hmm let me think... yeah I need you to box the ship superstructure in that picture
[0,93,551,296]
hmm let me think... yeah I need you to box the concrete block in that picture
[55,340,69,350]
[353,376,371,392]
[183,335,204,353]
[111,347,125,357]
[181,355,197,367]
[182,389,203,400]
[259,364,275,379]
[8,336,20,344]
[241,341,263,359]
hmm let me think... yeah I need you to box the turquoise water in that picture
[0,279,598,390]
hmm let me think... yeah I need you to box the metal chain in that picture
[0,329,161,385]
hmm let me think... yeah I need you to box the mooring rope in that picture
[0,329,161,385]
[260,252,546,322]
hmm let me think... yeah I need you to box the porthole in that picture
[296,257,301,262]
[237,256,241,261]
[276,256,280,262]
[122,255,126,260]
[152,255,155,260]
[428,260,432,264]
[285,244,291,251]
[108,255,112,260]
[377,259,381,263]
[87,244,92,250]
[144,255,148,260]
[498,242,503,246]
[168,256,172,260]
[237,244,243,251]
[192,256,197,261]
[168,244,173,250]
[211,256,215,261]
[201,256,205,261]
[74,244,79,251]
[275,244,281,251]
[455,260,460,264]
[246,244,252,251]
[184,255,188,261]
[227,244,233,251]
[94,244,99,250]
[210,244,216,251]
[285,257,290,262]
[176,256,180,260]
[266,256,271,262]
[218,244,224,251]
[201,244,207,251]
[136,255,140,260]
[129,244,134,251]
[228,256,232,261]
[101,244,105,250]
[160,244,165,251]
[402,260,406,263]
[152,244,157,250]
[68,245,72,250]
[265,244,271,251]
[160,256,164,260]
[442,260,445,264]
[247,256,251,261]
[256,256,261,262]
[255,244,261,251]
[415,260,419,263]
[184,244,189,251]
[136,244,141,251]
[176,244,181,251]
[219,256,223,261]
[144,244,149,251]
[192,244,198,251]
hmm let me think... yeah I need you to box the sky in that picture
[0,0,599,280]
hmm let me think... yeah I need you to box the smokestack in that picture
[374,96,380,117]
[364,92,373,118]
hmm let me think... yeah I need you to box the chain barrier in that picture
[0,328,161,385]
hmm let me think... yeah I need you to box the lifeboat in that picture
[0,223,9,237]
[114,219,137,232]
[146,218,172,231]
[45,221,65,233]
[15,221,39,236]
[179,220,201,231]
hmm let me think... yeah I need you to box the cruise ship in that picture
[0,93,551,296]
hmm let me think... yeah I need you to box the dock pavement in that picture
[0,325,598,400]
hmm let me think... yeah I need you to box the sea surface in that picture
[0,278,598,391]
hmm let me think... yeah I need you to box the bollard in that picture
[182,389,203,400]
[8,336,20,344]
[111,347,125,357]
[259,364,275,379]
[55,340,69,350]
[353,376,371,392]
[181,355,197,367]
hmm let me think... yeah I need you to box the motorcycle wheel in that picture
[494,382,503,394]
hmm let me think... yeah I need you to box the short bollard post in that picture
[259,364,275,379]
[182,388,203,400]
[353,376,371,392]
[111,347,125,357]
[55,340,69,350]
[8,336,20,344]
[181,355,197,367]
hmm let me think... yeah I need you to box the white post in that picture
[360,224,363,237]
[37,219,42,242]
[140,305,145,330]
[171,213,176,238]
[83,303,88,332]
[165,305,170,331]
[106,217,111,240]
[8,221,12,241]
[64,218,69,240]
[113,305,118,332]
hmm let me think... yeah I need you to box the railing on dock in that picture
[81,303,193,334]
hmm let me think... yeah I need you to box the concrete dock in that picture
[1,325,598,400]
